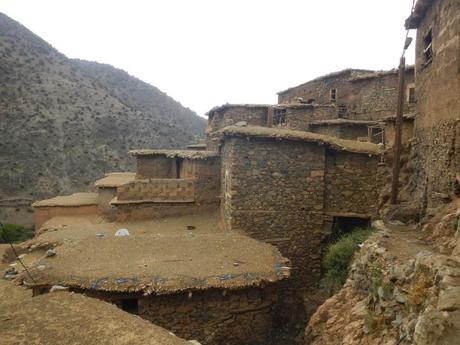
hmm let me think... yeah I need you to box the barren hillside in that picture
[0,12,205,224]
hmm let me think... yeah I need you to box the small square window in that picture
[423,29,433,66]
[330,89,337,103]
[408,86,416,103]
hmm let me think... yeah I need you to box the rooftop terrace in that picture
[20,211,288,295]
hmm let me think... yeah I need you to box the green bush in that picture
[0,223,35,243]
[322,227,375,294]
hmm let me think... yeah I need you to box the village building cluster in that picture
[2,0,458,344]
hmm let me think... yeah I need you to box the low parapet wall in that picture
[116,179,195,203]
[32,193,98,229]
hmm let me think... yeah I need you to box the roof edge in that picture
[405,0,434,29]
[219,125,383,156]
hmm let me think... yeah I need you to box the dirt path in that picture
[376,222,434,262]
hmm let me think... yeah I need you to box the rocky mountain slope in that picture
[306,199,460,345]
[0,12,205,224]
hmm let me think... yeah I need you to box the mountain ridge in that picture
[0,12,206,224]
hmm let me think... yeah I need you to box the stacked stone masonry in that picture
[408,0,460,211]
[278,69,415,121]
[72,286,278,345]
[220,136,380,292]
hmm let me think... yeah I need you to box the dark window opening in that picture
[423,29,433,66]
[408,86,416,103]
[175,158,182,178]
[306,98,315,104]
[330,89,337,103]
[120,298,139,314]
[273,109,287,126]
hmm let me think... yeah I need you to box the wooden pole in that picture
[390,57,406,205]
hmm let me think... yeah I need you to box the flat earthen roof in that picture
[32,192,98,208]
[219,125,383,155]
[348,66,415,82]
[0,289,190,345]
[94,172,136,188]
[129,149,218,160]
[23,232,289,294]
[206,103,271,116]
[309,119,378,126]
[206,103,337,119]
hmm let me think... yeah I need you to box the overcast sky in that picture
[1,0,416,116]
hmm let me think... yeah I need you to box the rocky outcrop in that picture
[306,199,460,345]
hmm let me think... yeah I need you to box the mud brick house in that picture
[112,149,220,221]
[217,125,383,294]
[32,192,98,228]
[22,230,289,345]
[405,0,460,210]
[94,172,136,220]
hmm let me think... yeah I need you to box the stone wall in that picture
[409,0,460,211]
[180,158,221,205]
[220,135,383,296]
[284,105,337,131]
[97,187,117,221]
[384,119,414,148]
[206,105,336,137]
[278,70,359,105]
[81,286,278,345]
[136,156,173,179]
[207,106,268,133]
[278,69,415,121]
[220,137,326,291]
[140,287,277,345]
[115,202,210,222]
[309,123,369,141]
[346,71,415,120]
[324,150,381,217]
[117,179,195,202]
[34,205,98,229]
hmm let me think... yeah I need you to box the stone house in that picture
[207,66,416,149]
[277,68,416,121]
[275,67,416,146]
[218,125,382,298]
[23,231,289,345]
[405,0,460,210]
[206,103,337,134]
